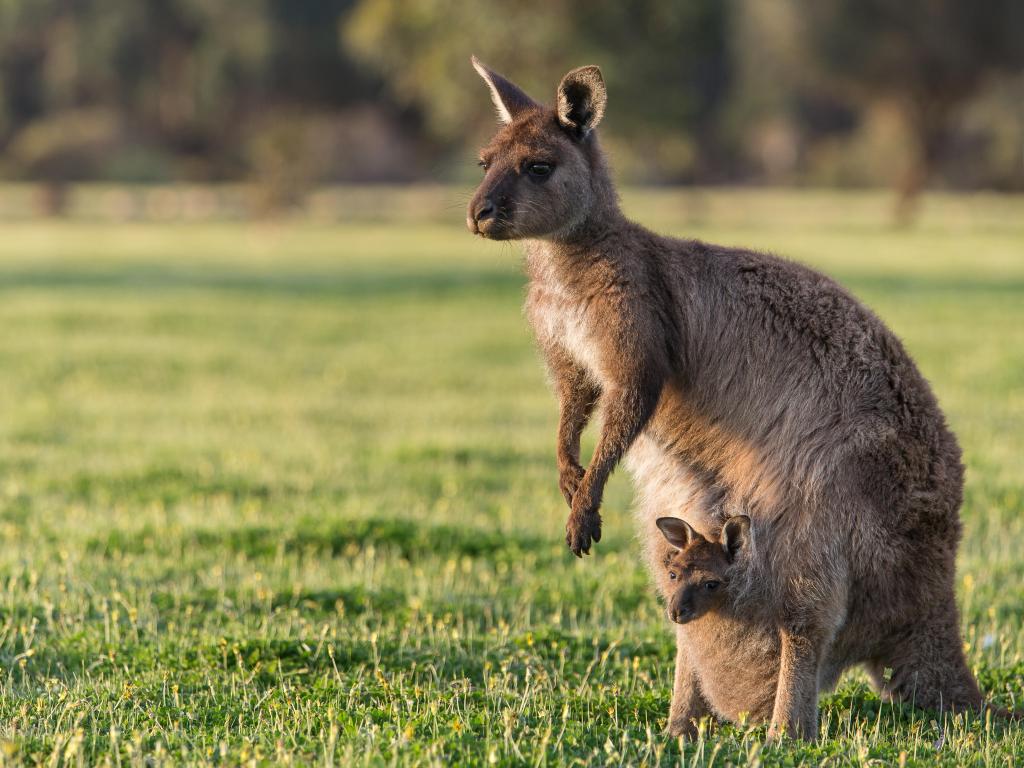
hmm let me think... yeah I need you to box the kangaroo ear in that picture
[720,515,751,560]
[471,56,538,124]
[656,517,696,549]
[556,65,606,138]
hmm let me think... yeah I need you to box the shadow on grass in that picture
[0,266,523,300]
[86,516,552,562]
[69,466,279,506]
[3,265,1023,303]
[819,673,1024,741]
[827,273,1024,300]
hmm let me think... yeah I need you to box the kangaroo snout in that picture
[669,595,695,624]
[467,196,498,235]
[669,605,694,625]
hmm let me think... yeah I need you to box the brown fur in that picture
[467,58,1000,739]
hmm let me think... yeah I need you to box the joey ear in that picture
[471,55,539,124]
[556,65,606,138]
[720,515,751,560]
[656,517,696,549]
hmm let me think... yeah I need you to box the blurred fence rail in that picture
[0,184,1021,235]
[0,184,466,224]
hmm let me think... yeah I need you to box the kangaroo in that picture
[656,515,780,731]
[466,57,996,738]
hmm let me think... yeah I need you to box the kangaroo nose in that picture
[669,601,694,624]
[474,198,496,222]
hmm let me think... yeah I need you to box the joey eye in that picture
[478,160,490,172]
[668,572,677,581]
[527,162,553,178]
[704,581,720,591]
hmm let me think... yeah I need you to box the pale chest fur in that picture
[627,434,718,578]
[526,279,606,383]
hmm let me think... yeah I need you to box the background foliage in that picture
[0,0,1021,203]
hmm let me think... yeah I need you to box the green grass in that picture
[0,188,1021,765]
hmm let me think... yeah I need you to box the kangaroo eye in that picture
[527,162,552,178]
[668,572,677,581]
[478,160,490,172]
[704,581,720,591]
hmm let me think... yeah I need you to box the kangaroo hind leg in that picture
[868,610,982,714]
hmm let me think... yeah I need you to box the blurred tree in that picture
[266,0,372,106]
[343,0,731,182]
[0,0,272,208]
[0,0,390,208]
[799,0,1024,223]
[719,0,805,182]
[345,0,575,147]
[0,0,1019,197]
[572,0,731,181]
[247,0,410,211]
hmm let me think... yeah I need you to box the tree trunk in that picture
[893,97,952,228]
[894,157,926,228]
[37,181,70,217]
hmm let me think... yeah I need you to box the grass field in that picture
[0,189,1022,765]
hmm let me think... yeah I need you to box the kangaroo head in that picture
[656,515,751,624]
[467,56,609,241]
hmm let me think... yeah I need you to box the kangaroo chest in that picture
[526,279,606,383]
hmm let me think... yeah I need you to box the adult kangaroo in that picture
[466,57,989,739]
